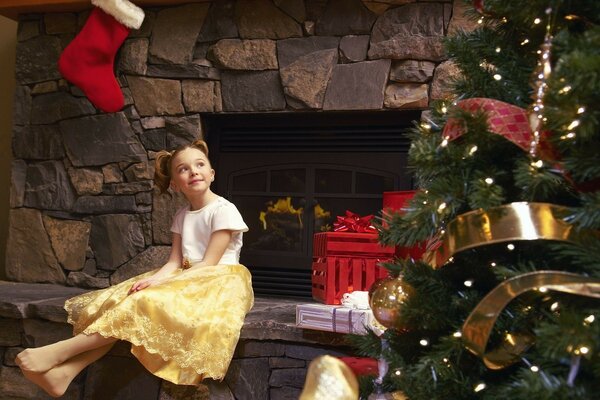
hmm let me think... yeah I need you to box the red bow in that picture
[333,211,377,233]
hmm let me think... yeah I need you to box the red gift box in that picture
[313,231,393,258]
[312,232,393,304]
[382,191,427,260]
[312,256,390,304]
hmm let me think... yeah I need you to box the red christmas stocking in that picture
[58,0,144,113]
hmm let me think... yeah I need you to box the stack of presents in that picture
[295,191,424,336]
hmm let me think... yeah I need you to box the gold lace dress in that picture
[64,263,254,385]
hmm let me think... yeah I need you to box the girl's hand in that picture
[128,276,166,294]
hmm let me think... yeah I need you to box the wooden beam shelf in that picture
[0,0,209,20]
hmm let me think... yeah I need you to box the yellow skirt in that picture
[64,264,254,385]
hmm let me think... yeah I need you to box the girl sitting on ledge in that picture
[15,139,254,397]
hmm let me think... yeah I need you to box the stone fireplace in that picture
[7,0,472,295]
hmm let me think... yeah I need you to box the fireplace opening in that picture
[205,111,421,298]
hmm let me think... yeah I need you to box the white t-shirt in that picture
[170,196,249,265]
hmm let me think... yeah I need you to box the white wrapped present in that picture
[296,303,374,335]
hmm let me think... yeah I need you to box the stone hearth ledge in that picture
[0,280,346,345]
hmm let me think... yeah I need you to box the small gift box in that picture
[295,303,375,335]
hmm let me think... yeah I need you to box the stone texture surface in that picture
[66,271,110,289]
[0,318,21,346]
[42,216,91,271]
[270,386,302,400]
[110,246,171,284]
[323,59,391,110]
[9,159,26,208]
[431,60,462,101]
[390,60,436,83]
[149,3,210,64]
[339,34,370,62]
[270,357,306,368]
[31,92,95,125]
[22,319,72,347]
[128,76,185,116]
[280,48,337,109]
[276,36,339,68]
[197,0,238,42]
[369,3,446,61]
[60,113,147,166]
[146,64,220,80]
[152,191,188,244]
[315,0,376,36]
[72,195,139,214]
[182,80,222,113]
[13,85,32,126]
[384,83,429,109]
[12,125,64,160]
[448,0,479,35]
[31,81,58,94]
[102,164,123,183]
[274,0,306,23]
[24,160,75,211]
[225,358,270,400]
[209,39,278,70]
[124,162,155,182]
[235,340,286,357]
[159,381,211,400]
[103,181,153,195]
[119,38,149,75]
[369,35,446,61]
[6,209,65,284]
[90,214,145,270]
[165,114,204,149]
[269,368,306,388]
[17,20,40,42]
[68,167,103,195]
[236,0,302,39]
[221,71,286,111]
[15,35,62,84]
[83,355,162,399]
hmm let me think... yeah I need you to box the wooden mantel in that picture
[0,0,209,20]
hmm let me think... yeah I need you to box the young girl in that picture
[15,139,254,397]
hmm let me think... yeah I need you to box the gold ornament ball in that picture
[368,275,414,331]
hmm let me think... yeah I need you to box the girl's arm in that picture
[188,229,233,269]
[128,233,183,293]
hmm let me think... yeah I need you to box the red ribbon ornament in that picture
[333,211,377,233]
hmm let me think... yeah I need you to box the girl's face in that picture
[170,147,214,198]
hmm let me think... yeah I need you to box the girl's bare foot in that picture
[19,344,114,398]
[20,367,71,398]
[15,347,64,373]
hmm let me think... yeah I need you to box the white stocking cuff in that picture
[91,0,145,30]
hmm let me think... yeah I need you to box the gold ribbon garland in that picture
[425,202,599,369]
[427,202,583,269]
[462,271,600,369]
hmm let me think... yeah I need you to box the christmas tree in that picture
[352,0,600,399]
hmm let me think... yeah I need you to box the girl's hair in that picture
[154,139,210,194]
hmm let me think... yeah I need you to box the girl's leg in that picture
[21,343,114,398]
[16,332,118,372]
